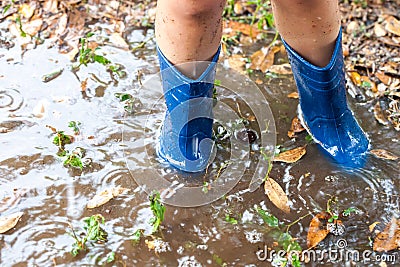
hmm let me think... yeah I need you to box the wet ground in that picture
[1,19,400,267]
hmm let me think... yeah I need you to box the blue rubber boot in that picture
[157,46,220,172]
[282,28,369,165]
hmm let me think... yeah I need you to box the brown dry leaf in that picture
[371,149,399,161]
[307,211,330,249]
[228,54,246,74]
[81,78,88,92]
[274,146,306,163]
[145,239,155,250]
[268,63,292,75]
[234,2,244,15]
[373,217,400,252]
[0,212,24,234]
[250,46,280,73]
[287,92,299,99]
[385,16,400,36]
[43,0,59,13]
[369,222,380,232]
[288,117,305,138]
[264,178,290,214]
[255,78,263,85]
[87,186,130,209]
[373,102,389,125]
[375,71,391,85]
[349,71,362,86]
[374,23,387,37]
[224,20,260,38]
[22,19,43,36]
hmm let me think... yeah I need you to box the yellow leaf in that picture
[287,92,299,99]
[307,212,330,249]
[19,3,35,19]
[0,212,23,233]
[274,146,306,163]
[349,71,362,86]
[369,222,380,232]
[264,178,290,213]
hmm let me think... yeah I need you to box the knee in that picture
[158,0,225,18]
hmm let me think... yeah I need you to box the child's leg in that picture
[271,0,340,67]
[155,0,225,172]
[155,0,226,77]
[271,0,369,164]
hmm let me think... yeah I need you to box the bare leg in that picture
[271,0,341,67]
[155,0,226,77]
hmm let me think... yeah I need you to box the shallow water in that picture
[0,22,399,267]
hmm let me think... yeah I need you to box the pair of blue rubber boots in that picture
[157,29,369,172]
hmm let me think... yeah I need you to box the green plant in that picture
[63,147,85,170]
[68,214,108,257]
[114,93,135,113]
[78,33,111,67]
[225,214,238,225]
[53,131,72,149]
[68,121,81,135]
[149,191,165,233]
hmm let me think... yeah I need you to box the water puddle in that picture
[0,21,399,267]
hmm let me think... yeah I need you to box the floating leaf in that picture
[373,102,389,125]
[287,92,299,99]
[0,212,23,233]
[0,189,27,213]
[87,187,130,209]
[264,178,290,214]
[373,217,400,252]
[307,212,330,249]
[274,146,306,163]
[371,149,399,161]
[288,117,305,138]
[42,68,63,83]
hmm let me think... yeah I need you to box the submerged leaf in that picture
[274,146,306,163]
[373,217,400,252]
[264,178,290,214]
[0,212,23,233]
[307,212,330,249]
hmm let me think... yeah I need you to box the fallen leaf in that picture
[87,186,130,209]
[346,21,360,34]
[307,212,330,249]
[227,54,246,74]
[349,71,362,86]
[274,146,306,163]
[19,3,35,19]
[371,149,399,161]
[264,178,290,214]
[234,2,244,15]
[22,18,43,36]
[32,100,48,118]
[287,92,299,99]
[110,33,129,50]
[374,23,387,37]
[385,16,400,36]
[43,0,59,13]
[268,63,292,75]
[224,20,260,38]
[373,217,400,252]
[255,78,263,85]
[369,222,380,232]
[81,78,88,92]
[0,212,24,233]
[250,46,280,73]
[373,102,389,125]
[145,239,155,250]
[375,71,392,85]
[288,117,305,138]
[360,76,377,93]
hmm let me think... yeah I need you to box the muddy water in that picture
[1,22,399,267]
